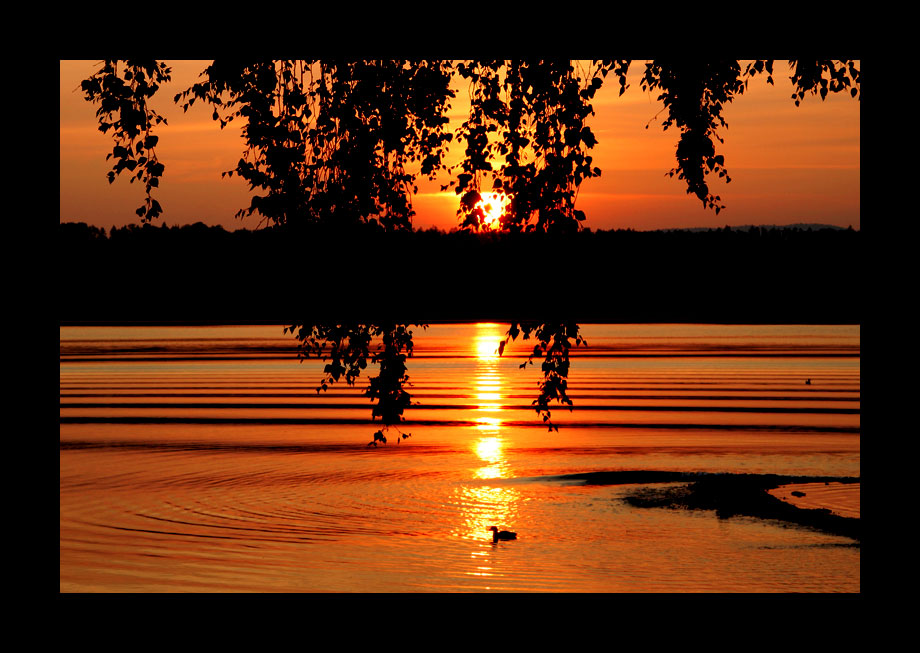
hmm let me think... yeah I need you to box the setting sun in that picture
[474,192,509,231]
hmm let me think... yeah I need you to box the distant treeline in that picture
[59,221,860,324]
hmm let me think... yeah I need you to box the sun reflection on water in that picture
[450,323,522,564]
[472,324,509,480]
[474,326,503,361]
[473,431,505,480]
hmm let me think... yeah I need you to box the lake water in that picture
[60,323,860,593]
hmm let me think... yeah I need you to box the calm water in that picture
[60,323,860,592]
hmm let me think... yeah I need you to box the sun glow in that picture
[474,192,510,231]
[476,337,502,360]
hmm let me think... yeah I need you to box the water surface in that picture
[60,323,859,592]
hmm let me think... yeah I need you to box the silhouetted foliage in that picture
[450,60,629,233]
[502,321,586,429]
[61,223,859,320]
[80,60,172,221]
[637,60,859,214]
[82,59,860,229]
[78,59,860,435]
[174,60,454,231]
[639,61,743,214]
[284,322,419,436]
[60,221,108,244]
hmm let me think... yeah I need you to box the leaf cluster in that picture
[174,60,454,231]
[502,321,587,431]
[788,60,861,104]
[284,322,424,432]
[640,61,744,214]
[450,60,623,234]
[640,60,860,214]
[741,59,860,104]
[81,60,171,221]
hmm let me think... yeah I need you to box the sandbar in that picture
[551,470,860,542]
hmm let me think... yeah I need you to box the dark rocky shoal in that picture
[551,471,860,542]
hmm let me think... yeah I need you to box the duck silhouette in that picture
[489,526,517,543]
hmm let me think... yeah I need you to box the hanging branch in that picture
[452,60,616,234]
[175,59,455,231]
[640,60,744,215]
[81,59,172,221]
[285,322,423,444]
[500,321,587,431]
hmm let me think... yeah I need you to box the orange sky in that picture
[60,60,860,232]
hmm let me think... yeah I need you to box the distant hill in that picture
[659,223,852,233]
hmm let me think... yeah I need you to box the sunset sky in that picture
[60,60,860,233]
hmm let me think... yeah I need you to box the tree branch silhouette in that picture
[81,59,860,438]
[81,59,172,221]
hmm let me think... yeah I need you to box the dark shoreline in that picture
[551,471,860,542]
[59,223,861,324]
